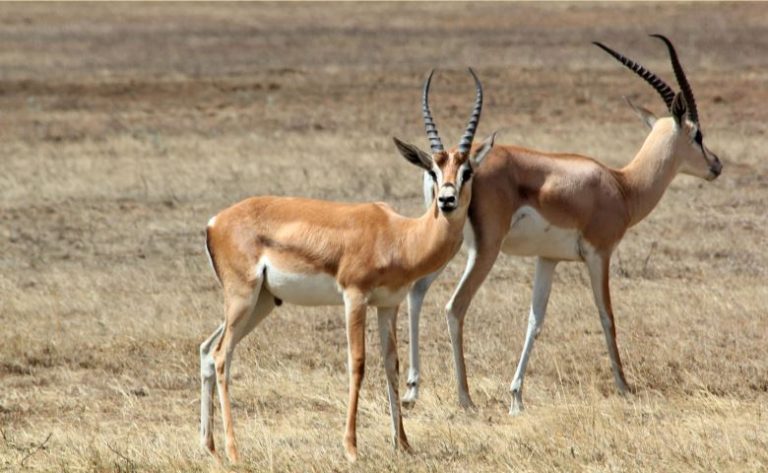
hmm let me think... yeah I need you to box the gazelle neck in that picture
[619,119,681,227]
[400,199,466,278]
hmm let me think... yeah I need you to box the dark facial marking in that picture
[433,152,448,167]
[694,129,703,145]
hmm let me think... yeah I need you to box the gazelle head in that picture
[595,35,722,181]
[393,69,495,216]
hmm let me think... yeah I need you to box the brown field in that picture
[1,3,767,472]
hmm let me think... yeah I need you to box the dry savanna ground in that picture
[1,3,767,472]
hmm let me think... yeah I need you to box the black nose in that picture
[710,157,722,178]
[438,195,456,206]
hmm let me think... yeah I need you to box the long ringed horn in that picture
[457,67,483,155]
[650,34,699,124]
[422,69,444,153]
[593,41,676,110]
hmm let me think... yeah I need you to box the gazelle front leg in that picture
[403,269,443,408]
[509,257,558,415]
[342,290,367,462]
[377,306,411,453]
[444,227,503,409]
[584,250,632,394]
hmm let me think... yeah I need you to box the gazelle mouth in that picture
[438,203,457,213]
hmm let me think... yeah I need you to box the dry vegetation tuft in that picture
[1,3,766,472]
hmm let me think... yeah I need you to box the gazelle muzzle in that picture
[707,153,723,180]
[437,184,458,212]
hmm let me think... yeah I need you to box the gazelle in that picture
[199,69,495,462]
[402,35,722,413]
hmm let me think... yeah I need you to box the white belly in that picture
[261,260,409,308]
[264,263,344,306]
[501,206,581,260]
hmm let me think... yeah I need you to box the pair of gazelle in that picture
[200,35,722,463]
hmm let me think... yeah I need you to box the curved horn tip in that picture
[468,67,481,81]
[649,33,671,42]
[649,34,678,52]
[423,69,436,89]
[650,33,699,122]
[592,41,619,57]
[649,34,676,51]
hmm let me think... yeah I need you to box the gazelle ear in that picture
[671,92,688,125]
[393,137,432,171]
[623,96,657,130]
[471,131,496,167]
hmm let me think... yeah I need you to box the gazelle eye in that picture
[462,168,473,181]
[428,170,437,182]
[694,130,703,145]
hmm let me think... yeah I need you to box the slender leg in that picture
[584,251,632,394]
[200,322,225,456]
[212,277,273,464]
[377,306,411,453]
[444,226,503,409]
[342,290,367,462]
[402,269,443,408]
[509,257,557,415]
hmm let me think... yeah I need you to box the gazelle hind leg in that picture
[403,269,442,408]
[212,276,275,464]
[342,290,367,462]
[584,250,632,394]
[200,322,224,456]
[509,257,557,415]
[377,306,411,453]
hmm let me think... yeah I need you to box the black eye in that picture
[427,170,437,181]
[694,130,703,145]
[462,168,473,181]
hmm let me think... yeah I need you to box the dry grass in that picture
[1,3,767,472]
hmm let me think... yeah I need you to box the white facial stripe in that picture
[422,172,435,207]
[431,164,443,186]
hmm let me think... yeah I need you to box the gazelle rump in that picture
[402,35,722,413]
[199,69,495,463]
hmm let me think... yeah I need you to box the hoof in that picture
[226,445,240,464]
[617,381,636,396]
[344,435,358,463]
[200,436,216,456]
[458,397,477,411]
[402,387,418,409]
[397,438,413,455]
[401,396,417,410]
[345,445,358,463]
[202,443,222,465]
